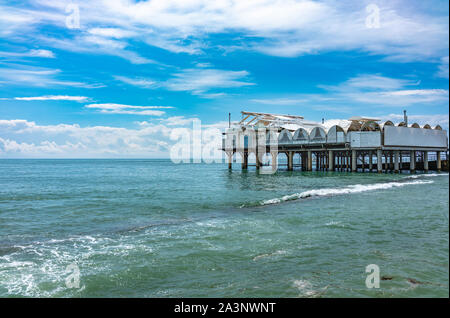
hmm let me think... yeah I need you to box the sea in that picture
[0,159,448,297]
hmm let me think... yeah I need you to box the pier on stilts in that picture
[221,111,449,173]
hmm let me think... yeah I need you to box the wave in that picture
[257,179,434,206]
[405,172,449,179]
[253,250,287,261]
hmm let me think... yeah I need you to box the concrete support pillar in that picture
[242,152,248,170]
[344,152,348,171]
[361,153,365,172]
[227,152,233,170]
[271,151,278,172]
[410,150,415,173]
[317,152,320,171]
[287,151,293,171]
[321,152,324,170]
[328,150,334,171]
[323,153,326,170]
[389,151,395,171]
[423,151,429,172]
[307,151,312,171]
[348,152,351,171]
[399,152,402,171]
[437,151,441,172]
[321,152,325,171]
[369,151,373,171]
[351,150,357,172]
[394,150,399,173]
[344,153,347,171]
[301,152,306,170]
[377,149,382,173]
[345,152,348,171]
[318,153,321,170]
[384,153,389,172]
[342,153,345,171]
[255,152,261,170]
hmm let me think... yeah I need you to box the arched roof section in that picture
[410,123,420,128]
[278,129,293,144]
[380,120,394,131]
[326,125,346,143]
[361,121,381,131]
[309,127,327,143]
[397,122,407,127]
[434,125,443,130]
[422,124,432,129]
[326,125,345,134]
[292,127,310,144]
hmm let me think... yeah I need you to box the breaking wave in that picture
[405,173,448,179]
[257,179,434,206]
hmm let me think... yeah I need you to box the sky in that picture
[0,0,448,158]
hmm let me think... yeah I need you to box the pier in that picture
[221,111,449,173]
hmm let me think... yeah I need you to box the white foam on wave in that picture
[405,173,449,179]
[260,179,434,206]
[253,250,287,261]
[325,221,343,227]
[0,233,153,297]
[292,279,325,297]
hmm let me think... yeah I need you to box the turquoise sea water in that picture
[0,159,448,297]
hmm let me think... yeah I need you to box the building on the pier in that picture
[221,111,449,172]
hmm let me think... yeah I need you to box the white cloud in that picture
[382,89,447,96]
[114,75,156,88]
[14,95,88,101]
[383,113,449,130]
[0,118,225,158]
[195,62,213,68]
[320,74,419,92]
[161,116,198,126]
[250,74,449,110]
[251,98,308,105]
[437,56,449,79]
[38,33,157,65]
[85,103,173,116]
[320,74,448,107]
[164,68,254,95]
[0,49,55,58]
[0,65,103,88]
[0,119,171,157]
[114,67,254,97]
[3,1,446,62]
[137,116,201,127]
[87,28,137,39]
[28,49,55,58]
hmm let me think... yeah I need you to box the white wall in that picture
[350,132,381,148]
[384,126,448,148]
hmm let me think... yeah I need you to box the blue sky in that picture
[0,0,448,158]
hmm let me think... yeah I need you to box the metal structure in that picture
[221,111,449,172]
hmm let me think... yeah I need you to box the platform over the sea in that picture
[221,111,449,172]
